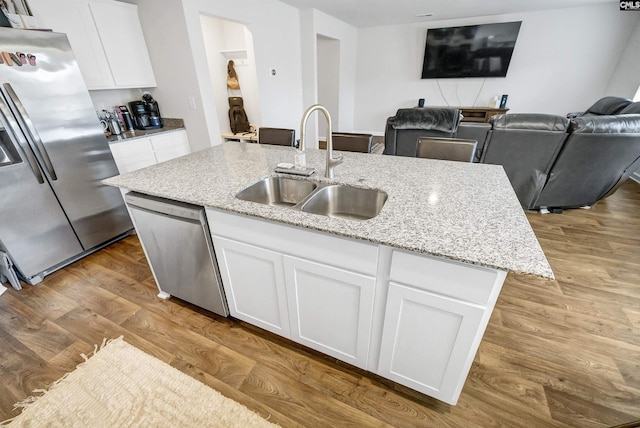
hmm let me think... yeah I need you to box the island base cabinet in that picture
[284,257,375,369]
[213,236,290,338]
[377,282,484,405]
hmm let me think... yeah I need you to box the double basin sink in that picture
[236,176,387,221]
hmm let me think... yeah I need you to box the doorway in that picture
[200,14,260,137]
[316,35,340,141]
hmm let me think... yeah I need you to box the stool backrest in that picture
[417,137,477,162]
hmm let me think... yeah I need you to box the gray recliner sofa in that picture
[480,114,570,209]
[533,113,640,209]
[383,101,640,211]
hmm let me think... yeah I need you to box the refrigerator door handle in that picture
[0,94,45,184]
[3,83,58,180]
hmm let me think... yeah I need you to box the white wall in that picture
[353,4,639,134]
[136,0,210,152]
[606,16,640,98]
[181,0,304,146]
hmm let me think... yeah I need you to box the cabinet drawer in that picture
[114,154,156,174]
[109,138,153,159]
[207,208,378,276]
[150,130,189,152]
[389,250,503,305]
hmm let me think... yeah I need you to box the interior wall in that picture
[181,0,304,146]
[606,15,640,98]
[89,88,146,113]
[135,0,211,152]
[353,4,639,134]
[316,36,340,139]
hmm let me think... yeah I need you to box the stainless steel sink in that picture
[300,185,388,220]
[236,176,387,220]
[236,176,317,207]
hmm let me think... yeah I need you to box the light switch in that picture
[188,96,196,110]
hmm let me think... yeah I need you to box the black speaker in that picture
[418,98,425,107]
[499,94,508,109]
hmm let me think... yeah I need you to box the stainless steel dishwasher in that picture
[124,192,229,316]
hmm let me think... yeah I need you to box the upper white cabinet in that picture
[88,1,156,88]
[29,0,156,90]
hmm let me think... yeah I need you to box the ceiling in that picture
[278,0,617,27]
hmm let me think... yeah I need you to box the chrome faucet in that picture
[300,104,343,179]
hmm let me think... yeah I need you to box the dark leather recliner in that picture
[533,114,640,209]
[481,114,570,209]
[384,108,491,161]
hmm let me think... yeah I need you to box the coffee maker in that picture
[129,94,163,130]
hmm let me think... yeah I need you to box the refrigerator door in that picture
[0,28,132,251]
[0,99,84,280]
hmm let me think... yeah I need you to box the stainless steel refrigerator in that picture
[0,27,132,286]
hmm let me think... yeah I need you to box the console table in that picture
[460,107,508,123]
[221,131,257,142]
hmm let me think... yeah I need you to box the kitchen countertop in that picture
[106,118,185,144]
[103,141,553,279]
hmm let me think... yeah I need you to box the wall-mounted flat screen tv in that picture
[421,21,522,79]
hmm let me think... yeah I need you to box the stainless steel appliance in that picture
[124,192,228,317]
[0,28,133,286]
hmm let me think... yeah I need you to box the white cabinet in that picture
[109,138,156,174]
[214,237,290,337]
[208,208,378,368]
[206,208,507,405]
[284,257,375,369]
[151,131,191,163]
[29,0,156,90]
[109,130,190,174]
[377,282,484,404]
[376,249,507,405]
[89,1,156,88]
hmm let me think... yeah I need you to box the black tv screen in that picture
[421,21,522,79]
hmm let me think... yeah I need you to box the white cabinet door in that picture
[213,237,290,338]
[151,130,191,163]
[109,138,155,174]
[284,257,375,369]
[377,282,484,405]
[28,0,114,89]
[89,1,157,88]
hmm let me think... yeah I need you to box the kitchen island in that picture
[104,141,552,405]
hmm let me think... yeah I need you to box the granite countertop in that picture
[106,118,185,144]
[104,142,554,279]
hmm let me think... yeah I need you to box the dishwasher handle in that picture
[125,192,205,223]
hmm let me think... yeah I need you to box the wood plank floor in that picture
[1,180,639,427]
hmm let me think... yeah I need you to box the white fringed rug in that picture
[1,337,277,427]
